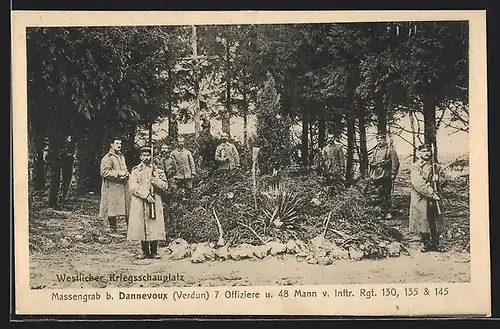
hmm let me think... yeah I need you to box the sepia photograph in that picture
[12,11,489,316]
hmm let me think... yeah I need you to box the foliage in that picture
[27,22,469,209]
[255,73,293,173]
[259,182,306,232]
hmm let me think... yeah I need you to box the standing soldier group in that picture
[318,133,445,252]
[99,130,445,258]
[98,132,240,260]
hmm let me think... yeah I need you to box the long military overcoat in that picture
[409,159,445,234]
[126,163,169,241]
[99,150,130,218]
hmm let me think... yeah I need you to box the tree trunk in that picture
[192,26,201,135]
[301,110,309,167]
[33,134,46,190]
[222,37,231,135]
[47,135,62,208]
[423,93,438,161]
[243,89,248,146]
[376,100,388,135]
[357,106,369,178]
[84,120,106,193]
[309,122,315,164]
[409,112,417,162]
[318,117,326,149]
[167,65,177,140]
[148,122,153,147]
[75,140,85,193]
[346,113,355,182]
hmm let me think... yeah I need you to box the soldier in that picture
[321,134,346,185]
[60,135,76,202]
[127,146,169,259]
[170,135,196,194]
[409,144,445,252]
[157,143,175,184]
[215,132,240,170]
[99,137,130,238]
[155,143,175,222]
[369,133,400,220]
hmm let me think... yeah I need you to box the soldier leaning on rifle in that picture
[99,137,131,238]
[127,146,169,260]
[409,144,446,253]
[321,134,346,185]
[369,133,400,220]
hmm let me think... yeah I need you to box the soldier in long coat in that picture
[409,144,445,252]
[99,138,130,238]
[369,133,400,220]
[127,146,169,259]
[215,132,240,170]
[321,134,346,185]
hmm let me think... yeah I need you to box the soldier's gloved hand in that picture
[146,194,155,203]
[432,193,441,201]
[432,174,439,182]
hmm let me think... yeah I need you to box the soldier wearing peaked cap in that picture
[215,132,240,170]
[369,133,400,220]
[99,136,130,238]
[409,143,446,252]
[127,146,169,259]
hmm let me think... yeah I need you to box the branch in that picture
[442,121,469,133]
[446,104,469,127]
[436,109,446,129]
[390,122,425,135]
[393,128,419,148]
[237,221,268,245]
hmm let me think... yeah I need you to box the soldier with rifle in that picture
[409,143,445,252]
[127,146,169,259]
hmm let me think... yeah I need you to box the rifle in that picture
[430,143,442,215]
[150,144,156,220]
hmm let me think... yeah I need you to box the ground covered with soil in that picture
[29,166,470,289]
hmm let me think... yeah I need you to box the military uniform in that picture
[99,149,130,235]
[321,142,346,184]
[409,153,445,252]
[170,148,196,190]
[369,142,400,219]
[127,156,169,259]
[215,141,240,170]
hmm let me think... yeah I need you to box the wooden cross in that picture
[173,26,219,135]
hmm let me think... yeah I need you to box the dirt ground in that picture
[29,213,470,289]
[29,168,471,289]
[30,241,470,289]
